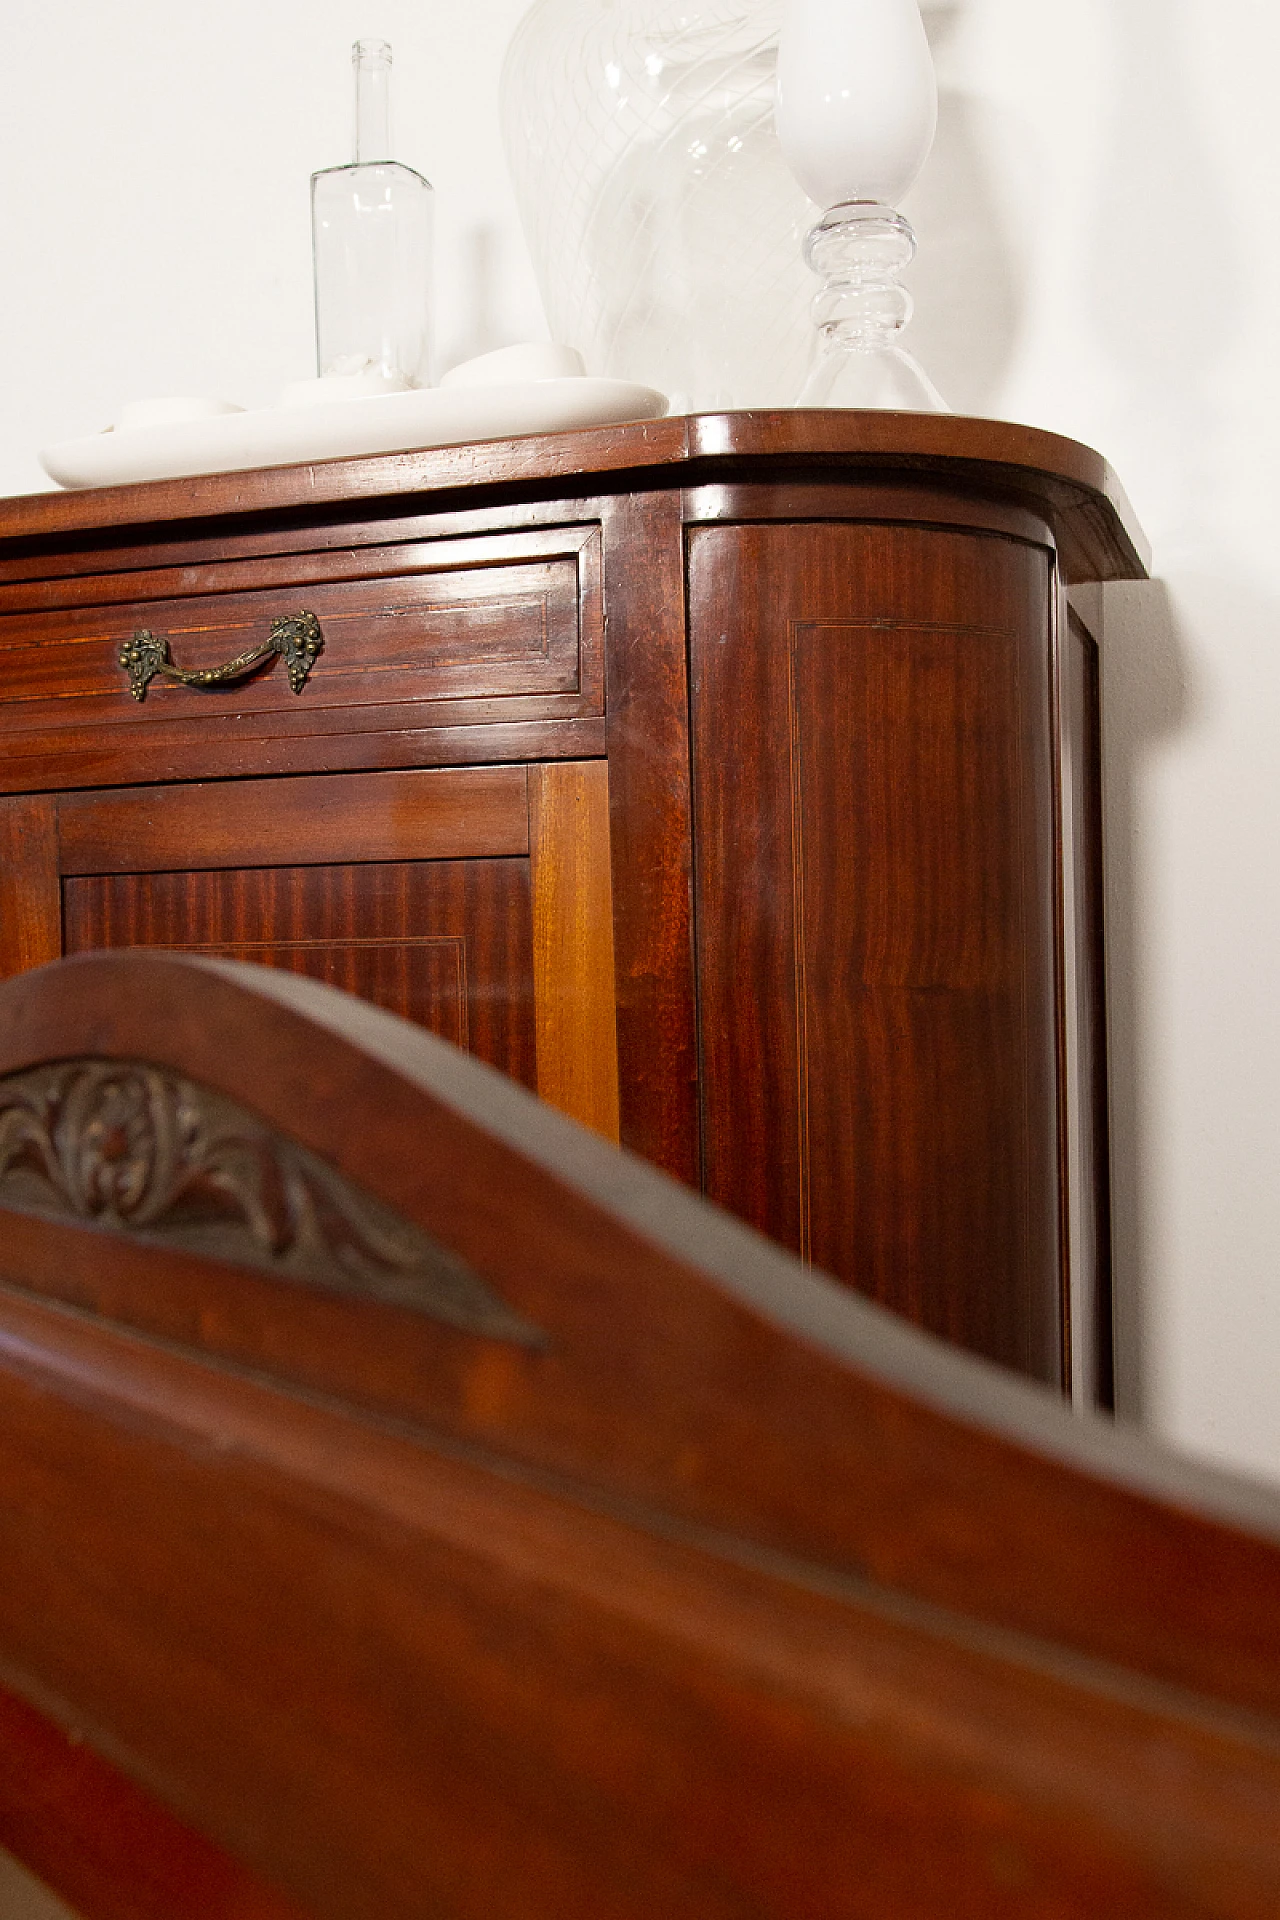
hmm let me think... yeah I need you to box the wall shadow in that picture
[1092,578,1195,1427]
[1087,0,1244,1431]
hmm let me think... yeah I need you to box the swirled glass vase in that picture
[500,0,815,411]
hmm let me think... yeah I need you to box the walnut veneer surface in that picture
[0,411,1148,1392]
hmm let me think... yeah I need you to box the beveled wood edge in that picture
[0,716,609,801]
[0,413,1150,584]
[54,763,532,876]
[528,762,621,1141]
[4,947,1274,1554]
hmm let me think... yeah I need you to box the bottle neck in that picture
[353,39,393,164]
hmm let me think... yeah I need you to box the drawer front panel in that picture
[0,527,601,789]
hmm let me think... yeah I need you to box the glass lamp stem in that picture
[799,200,946,411]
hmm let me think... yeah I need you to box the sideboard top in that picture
[0,410,1149,583]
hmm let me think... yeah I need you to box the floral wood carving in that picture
[0,1060,545,1347]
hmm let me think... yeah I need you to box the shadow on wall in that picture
[1095,578,1194,1428]
[904,0,1024,417]
[1091,0,1245,1428]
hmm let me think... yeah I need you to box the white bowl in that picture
[114,396,243,431]
[41,377,669,489]
[440,343,586,390]
[277,370,414,408]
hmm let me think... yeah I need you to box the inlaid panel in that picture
[689,520,1060,1379]
[62,859,538,1091]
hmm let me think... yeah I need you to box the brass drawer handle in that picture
[119,610,323,702]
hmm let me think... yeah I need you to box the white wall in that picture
[0,0,546,495]
[906,0,1280,1486]
[2,0,1279,1483]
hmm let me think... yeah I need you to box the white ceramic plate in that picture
[39,378,669,490]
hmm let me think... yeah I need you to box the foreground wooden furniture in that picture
[0,415,1148,1389]
[0,951,1277,1920]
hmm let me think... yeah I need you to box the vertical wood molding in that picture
[0,796,61,977]
[1058,587,1114,1409]
[529,761,620,1142]
[600,491,699,1183]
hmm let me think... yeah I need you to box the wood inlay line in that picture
[785,639,813,1267]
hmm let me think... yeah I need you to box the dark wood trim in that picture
[601,492,701,1186]
[1048,571,1074,1396]
[1062,591,1116,1409]
[0,413,1149,584]
[56,766,532,877]
[0,717,608,796]
[0,1679,303,1920]
[682,479,1056,549]
[0,522,602,618]
[0,499,612,589]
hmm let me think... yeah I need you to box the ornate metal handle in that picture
[119,610,323,703]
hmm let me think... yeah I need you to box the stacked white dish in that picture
[40,345,668,491]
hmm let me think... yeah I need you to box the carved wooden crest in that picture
[0,1059,544,1347]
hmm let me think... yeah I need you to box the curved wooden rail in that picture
[0,950,1275,1920]
[0,410,1148,584]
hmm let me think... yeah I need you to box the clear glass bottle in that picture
[310,40,434,390]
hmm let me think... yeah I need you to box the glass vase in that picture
[500,0,816,412]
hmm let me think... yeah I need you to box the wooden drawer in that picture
[0,526,602,791]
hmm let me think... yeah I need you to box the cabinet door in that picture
[0,763,618,1141]
[688,522,1061,1381]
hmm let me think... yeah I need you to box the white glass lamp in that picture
[775,0,946,409]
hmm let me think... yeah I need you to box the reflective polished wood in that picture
[0,414,1147,1389]
[0,952,1275,1920]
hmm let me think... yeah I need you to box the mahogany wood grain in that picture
[600,491,701,1185]
[0,497,608,591]
[0,527,602,794]
[0,954,1275,1920]
[0,797,61,976]
[2,1276,1279,1920]
[0,1681,302,1920]
[684,478,1054,547]
[61,862,539,1090]
[0,523,601,615]
[529,761,620,1140]
[0,414,1148,583]
[689,521,1061,1379]
[56,765,531,876]
[0,952,1250,1715]
[0,418,1147,1390]
[0,715,608,796]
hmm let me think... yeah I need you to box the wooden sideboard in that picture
[0,412,1148,1395]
